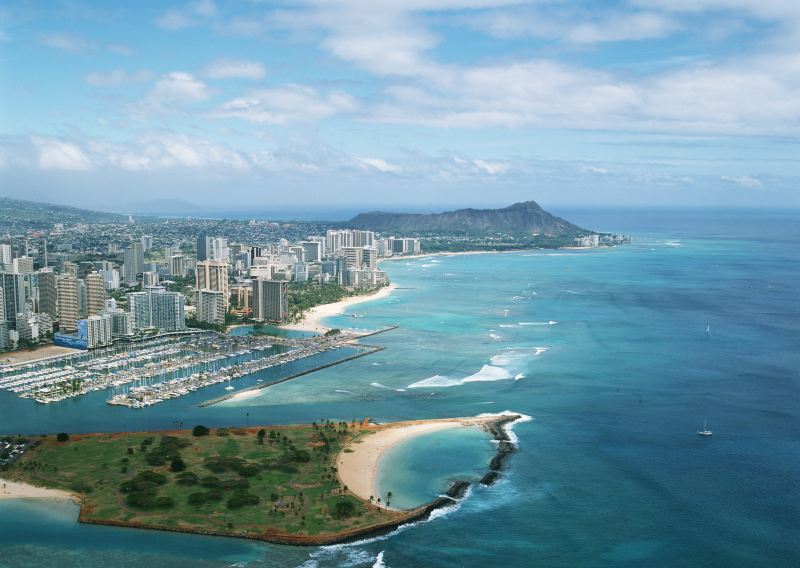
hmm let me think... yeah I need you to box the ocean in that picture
[1,208,798,567]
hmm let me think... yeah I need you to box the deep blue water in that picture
[0,209,798,567]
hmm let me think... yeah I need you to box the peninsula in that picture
[0,414,521,545]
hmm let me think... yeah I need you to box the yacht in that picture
[697,420,713,437]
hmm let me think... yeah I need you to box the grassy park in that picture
[2,421,403,543]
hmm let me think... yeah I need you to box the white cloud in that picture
[356,157,403,173]
[212,85,358,124]
[202,59,266,80]
[474,160,507,174]
[85,69,154,87]
[33,137,92,171]
[582,166,610,174]
[156,0,217,29]
[474,9,677,44]
[107,43,134,55]
[143,72,210,108]
[40,33,94,52]
[720,175,763,189]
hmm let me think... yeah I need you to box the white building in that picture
[84,314,113,348]
[196,289,226,325]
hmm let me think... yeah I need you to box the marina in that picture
[0,330,382,407]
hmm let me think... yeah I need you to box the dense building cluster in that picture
[0,220,419,353]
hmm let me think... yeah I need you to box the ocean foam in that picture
[317,486,473,551]
[476,410,534,446]
[370,382,406,392]
[372,551,386,568]
[518,321,557,326]
[407,365,512,389]
[490,347,548,366]
[407,375,462,388]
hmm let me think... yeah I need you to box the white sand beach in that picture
[282,283,398,333]
[0,345,82,366]
[336,416,494,510]
[0,478,78,502]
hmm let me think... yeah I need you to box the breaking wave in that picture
[408,365,512,389]
[371,382,406,392]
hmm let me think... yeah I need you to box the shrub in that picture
[170,458,186,472]
[145,453,166,466]
[237,464,261,478]
[187,492,208,506]
[137,470,167,485]
[192,425,210,437]
[176,471,198,486]
[227,490,260,509]
[206,489,224,502]
[334,500,357,519]
[56,433,69,442]
[219,478,249,491]
[200,475,221,489]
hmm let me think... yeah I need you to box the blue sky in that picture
[1,0,798,213]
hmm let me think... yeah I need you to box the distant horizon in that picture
[3,194,797,225]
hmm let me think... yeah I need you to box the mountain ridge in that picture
[348,200,591,235]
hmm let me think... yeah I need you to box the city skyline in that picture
[2,0,799,212]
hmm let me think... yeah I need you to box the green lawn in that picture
[4,421,401,540]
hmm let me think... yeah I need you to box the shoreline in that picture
[281,283,398,333]
[2,415,521,546]
[0,477,79,503]
[336,414,521,511]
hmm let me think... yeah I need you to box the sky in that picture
[1,0,799,214]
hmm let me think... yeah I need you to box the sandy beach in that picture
[0,345,82,367]
[336,416,497,510]
[0,478,78,502]
[281,283,398,333]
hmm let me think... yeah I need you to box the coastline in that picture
[3,415,521,546]
[281,283,398,333]
[336,414,520,511]
[0,477,79,503]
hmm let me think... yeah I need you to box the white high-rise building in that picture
[300,241,323,263]
[196,289,226,325]
[12,256,34,275]
[127,286,186,332]
[169,254,187,277]
[84,314,113,348]
[352,230,375,248]
[209,237,229,261]
[142,271,159,287]
[196,260,229,309]
[0,244,12,268]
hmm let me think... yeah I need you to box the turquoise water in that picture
[1,209,798,567]
[375,426,496,510]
